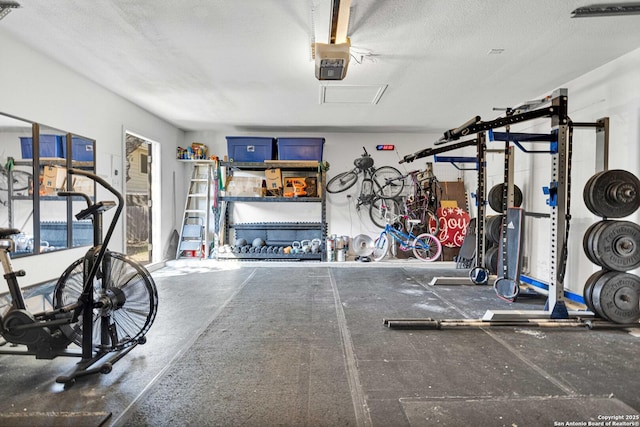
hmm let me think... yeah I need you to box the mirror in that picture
[68,133,95,248]
[0,112,96,256]
[38,124,69,253]
[0,114,35,256]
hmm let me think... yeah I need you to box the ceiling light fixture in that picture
[313,0,352,80]
[571,2,640,17]
[0,1,20,21]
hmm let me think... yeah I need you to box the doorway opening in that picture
[125,132,159,264]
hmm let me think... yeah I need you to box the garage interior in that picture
[1,1,640,426]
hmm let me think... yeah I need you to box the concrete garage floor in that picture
[0,261,638,427]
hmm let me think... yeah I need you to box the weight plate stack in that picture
[582,169,640,323]
[583,169,640,218]
[488,183,523,213]
[590,271,640,323]
[582,220,640,271]
[484,246,499,275]
[486,215,504,246]
[583,269,608,314]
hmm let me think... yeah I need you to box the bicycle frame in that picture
[326,147,405,213]
[403,170,441,232]
[349,148,381,209]
[372,219,442,262]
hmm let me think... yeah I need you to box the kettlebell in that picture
[284,246,292,254]
[291,241,301,254]
[311,238,321,254]
[301,239,311,253]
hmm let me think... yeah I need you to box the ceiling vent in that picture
[319,84,388,104]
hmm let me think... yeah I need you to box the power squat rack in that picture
[388,88,638,329]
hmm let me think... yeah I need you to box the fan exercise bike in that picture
[0,169,158,388]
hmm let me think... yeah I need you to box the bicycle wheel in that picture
[0,169,32,191]
[54,251,158,352]
[369,197,401,229]
[426,209,440,235]
[372,233,390,261]
[412,233,442,262]
[326,171,358,193]
[372,166,404,199]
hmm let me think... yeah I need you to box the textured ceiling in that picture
[2,0,640,133]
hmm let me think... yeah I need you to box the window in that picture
[140,154,148,174]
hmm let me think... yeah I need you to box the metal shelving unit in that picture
[216,161,327,260]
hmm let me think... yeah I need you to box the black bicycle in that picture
[326,147,405,226]
[0,158,32,193]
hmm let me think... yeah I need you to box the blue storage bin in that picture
[277,137,325,161]
[19,135,64,159]
[226,136,276,162]
[40,221,93,248]
[70,137,94,162]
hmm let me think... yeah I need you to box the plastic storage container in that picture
[226,136,276,162]
[19,135,64,159]
[277,137,325,161]
[69,137,94,162]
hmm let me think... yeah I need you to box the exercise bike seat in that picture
[75,201,117,221]
[0,228,21,239]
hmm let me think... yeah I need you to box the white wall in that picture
[464,47,640,295]
[0,32,187,289]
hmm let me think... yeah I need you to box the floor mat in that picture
[0,411,111,427]
[401,396,639,426]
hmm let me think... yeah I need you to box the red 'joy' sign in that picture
[429,207,470,248]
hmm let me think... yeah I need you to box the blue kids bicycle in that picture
[372,218,442,262]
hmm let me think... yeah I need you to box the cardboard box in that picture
[265,168,282,190]
[42,165,67,193]
[225,176,262,197]
[72,175,95,197]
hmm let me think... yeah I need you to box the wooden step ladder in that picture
[176,162,215,259]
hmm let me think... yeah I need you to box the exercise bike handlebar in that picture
[57,191,92,210]
[68,168,124,207]
[67,168,124,249]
